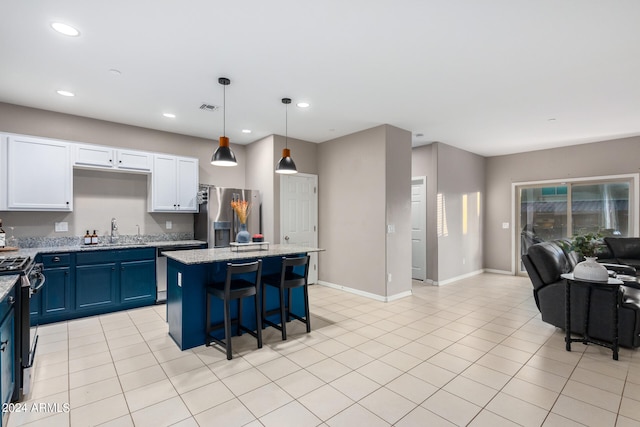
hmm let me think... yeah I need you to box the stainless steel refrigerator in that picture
[194,185,262,247]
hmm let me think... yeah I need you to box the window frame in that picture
[512,173,639,276]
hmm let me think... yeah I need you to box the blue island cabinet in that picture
[165,247,318,351]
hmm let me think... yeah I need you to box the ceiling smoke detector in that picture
[199,103,220,112]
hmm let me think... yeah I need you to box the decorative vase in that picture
[573,256,609,282]
[236,223,251,243]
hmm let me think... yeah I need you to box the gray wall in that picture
[385,125,413,296]
[485,136,640,272]
[412,142,485,283]
[246,135,275,240]
[318,125,412,299]
[436,143,485,282]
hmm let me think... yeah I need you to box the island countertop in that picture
[163,244,323,265]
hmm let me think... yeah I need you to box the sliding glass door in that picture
[517,178,633,274]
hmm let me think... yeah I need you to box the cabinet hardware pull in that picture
[7,296,14,305]
[53,257,60,262]
[0,339,8,352]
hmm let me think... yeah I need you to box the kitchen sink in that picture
[78,242,147,249]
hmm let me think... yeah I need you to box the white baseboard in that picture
[432,269,485,286]
[316,281,412,302]
[484,268,513,275]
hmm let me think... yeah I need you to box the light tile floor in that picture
[7,273,640,426]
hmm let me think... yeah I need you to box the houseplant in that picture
[569,232,605,258]
[565,232,609,282]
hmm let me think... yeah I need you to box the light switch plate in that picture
[54,222,68,232]
[166,221,172,230]
[502,222,510,229]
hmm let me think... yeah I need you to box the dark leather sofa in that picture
[522,239,640,348]
[600,237,640,272]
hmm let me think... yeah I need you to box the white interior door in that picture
[411,177,427,280]
[280,173,319,284]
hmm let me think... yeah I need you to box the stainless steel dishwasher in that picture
[156,243,206,302]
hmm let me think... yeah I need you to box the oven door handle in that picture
[31,272,46,295]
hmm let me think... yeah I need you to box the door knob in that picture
[284,236,290,241]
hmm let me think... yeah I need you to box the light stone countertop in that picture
[4,240,207,259]
[163,244,324,265]
[0,275,19,303]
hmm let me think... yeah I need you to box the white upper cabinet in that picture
[7,135,73,211]
[116,149,152,171]
[75,144,151,172]
[0,136,7,210]
[176,157,199,211]
[0,133,198,212]
[148,154,198,213]
[75,144,114,168]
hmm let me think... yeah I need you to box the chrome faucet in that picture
[110,218,119,243]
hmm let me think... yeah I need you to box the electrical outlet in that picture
[166,221,172,230]
[54,222,68,232]
[388,273,392,282]
[502,222,509,229]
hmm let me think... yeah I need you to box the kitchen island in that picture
[163,244,323,350]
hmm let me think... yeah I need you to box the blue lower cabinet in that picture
[41,267,72,317]
[120,259,156,304]
[32,247,157,323]
[75,263,117,311]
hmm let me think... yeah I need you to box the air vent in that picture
[199,103,220,112]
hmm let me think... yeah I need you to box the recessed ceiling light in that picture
[163,113,176,118]
[242,129,252,134]
[51,22,80,37]
[296,102,310,108]
[109,69,122,76]
[56,90,75,97]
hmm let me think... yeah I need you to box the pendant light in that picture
[211,77,237,167]
[275,97,298,174]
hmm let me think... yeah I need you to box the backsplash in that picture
[13,232,195,248]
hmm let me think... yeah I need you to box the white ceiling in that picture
[1,1,640,156]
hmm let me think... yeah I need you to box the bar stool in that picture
[262,255,311,340]
[205,260,263,360]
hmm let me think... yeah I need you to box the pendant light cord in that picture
[223,83,226,137]
[285,101,288,150]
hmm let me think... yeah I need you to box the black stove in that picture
[0,255,44,401]
[0,256,32,274]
